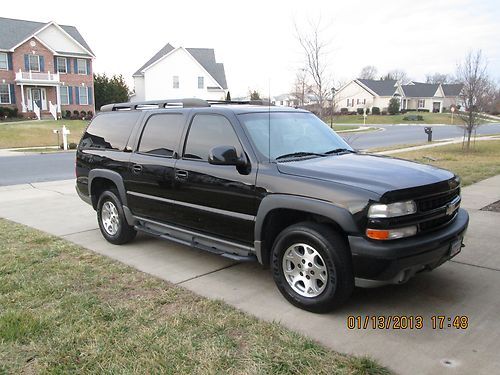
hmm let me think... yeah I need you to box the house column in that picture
[20,83,26,112]
[55,84,61,114]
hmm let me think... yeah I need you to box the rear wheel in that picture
[271,222,353,313]
[97,190,136,245]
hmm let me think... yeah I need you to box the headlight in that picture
[368,200,417,218]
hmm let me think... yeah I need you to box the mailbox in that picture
[424,127,433,142]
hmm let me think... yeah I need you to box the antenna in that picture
[268,78,271,163]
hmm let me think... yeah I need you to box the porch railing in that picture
[15,70,60,83]
[33,102,41,120]
[49,101,58,120]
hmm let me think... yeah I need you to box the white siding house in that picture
[334,79,463,113]
[131,43,228,102]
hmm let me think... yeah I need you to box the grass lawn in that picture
[332,125,361,132]
[0,120,88,149]
[390,140,500,186]
[0,219,388,374]
[332,112,472,125]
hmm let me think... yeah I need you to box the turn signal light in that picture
[366,229,390,240]
[366,226,417,240]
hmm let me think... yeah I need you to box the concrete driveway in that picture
[0,177,499,374]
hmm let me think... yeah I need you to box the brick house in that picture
[0,17,95,119]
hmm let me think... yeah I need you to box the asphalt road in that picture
[0,152,76,186]
[345,123,500,149]
[1,123,499,186]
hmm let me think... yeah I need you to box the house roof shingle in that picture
[442,83,463,97]
[0,16,93,56]
[133,44,228,89]
[357,79,399,96]
[401,82,440,98]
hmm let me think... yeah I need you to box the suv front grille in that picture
[417,188,460,212]
[419,212,457,232]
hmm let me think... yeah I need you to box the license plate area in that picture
[449,237,462,257]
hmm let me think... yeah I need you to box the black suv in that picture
[76,99,469,312]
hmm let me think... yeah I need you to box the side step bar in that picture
[134,217,257,263]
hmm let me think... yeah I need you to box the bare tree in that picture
[456,50,491,150]
[290,69,312,106]
[359,65,378,80]
[382,69,409,83]
[295,19,333,117]
[425,72,451,84]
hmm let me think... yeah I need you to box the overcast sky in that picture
[4,0,499,97]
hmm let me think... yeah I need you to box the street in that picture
[344,123,500,149]
[1,123,499,186]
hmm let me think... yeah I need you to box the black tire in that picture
[271,222,354,313]
[97,189,136,245]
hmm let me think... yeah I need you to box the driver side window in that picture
[183,114,242,161]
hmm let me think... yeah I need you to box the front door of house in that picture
[433,101,441,113]
[31,88,42,110]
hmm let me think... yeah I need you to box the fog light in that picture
[366,225,417,240]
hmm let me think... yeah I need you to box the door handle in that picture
[175,170,188,180]
[132,164,143,174]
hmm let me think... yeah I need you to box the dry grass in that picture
[0,219,388,375]
[391,140,500,186]
[0,120,88,149]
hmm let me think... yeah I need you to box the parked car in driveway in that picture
[76,98,469,312]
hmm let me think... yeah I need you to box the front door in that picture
[173,113,257,245]
[31,88,42,110]
[433,102,441,113]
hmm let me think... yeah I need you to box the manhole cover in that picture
[480,200,500,212]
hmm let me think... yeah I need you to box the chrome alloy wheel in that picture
[101,201,120,236]
[282,243,330,298]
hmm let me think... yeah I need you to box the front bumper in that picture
[348,208,469,287]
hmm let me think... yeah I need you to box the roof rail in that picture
[208,99,274,106]
[100,98,210,112]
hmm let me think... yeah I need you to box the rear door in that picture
[124,112,187,223]
[173,113,258,245]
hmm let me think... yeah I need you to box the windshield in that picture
[238,112,353,161]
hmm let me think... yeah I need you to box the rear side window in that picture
[79,112,140,150]
[138,114,184,157]
[183,114,241,161]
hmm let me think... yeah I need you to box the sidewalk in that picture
[0,177,499,374]
[374,135,500,155]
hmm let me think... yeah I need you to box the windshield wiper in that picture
[323,148,356,155]
[275,151,325,160]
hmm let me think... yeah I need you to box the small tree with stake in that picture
[456,50,492,151]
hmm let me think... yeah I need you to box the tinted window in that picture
[184,114,241,161]
[238,112,352,160]
[80,112,140,150]
[138,114,184,157]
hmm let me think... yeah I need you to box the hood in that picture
[277,153,455,196]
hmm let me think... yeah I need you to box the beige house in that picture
[334,79,463,113]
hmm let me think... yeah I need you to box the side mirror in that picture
[208,145,246,167]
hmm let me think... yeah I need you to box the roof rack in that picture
[208,99,274,106]
[100,98,210,112]
[100,98,274,112]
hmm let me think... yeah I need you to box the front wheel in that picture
[97,190,136,245]
[271,222,354,313]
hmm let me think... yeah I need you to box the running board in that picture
[134,217,257,263]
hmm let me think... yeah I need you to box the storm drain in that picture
[480,200,500,212]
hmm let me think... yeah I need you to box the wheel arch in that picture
[88,169,128,209]
[254,195,358,267]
